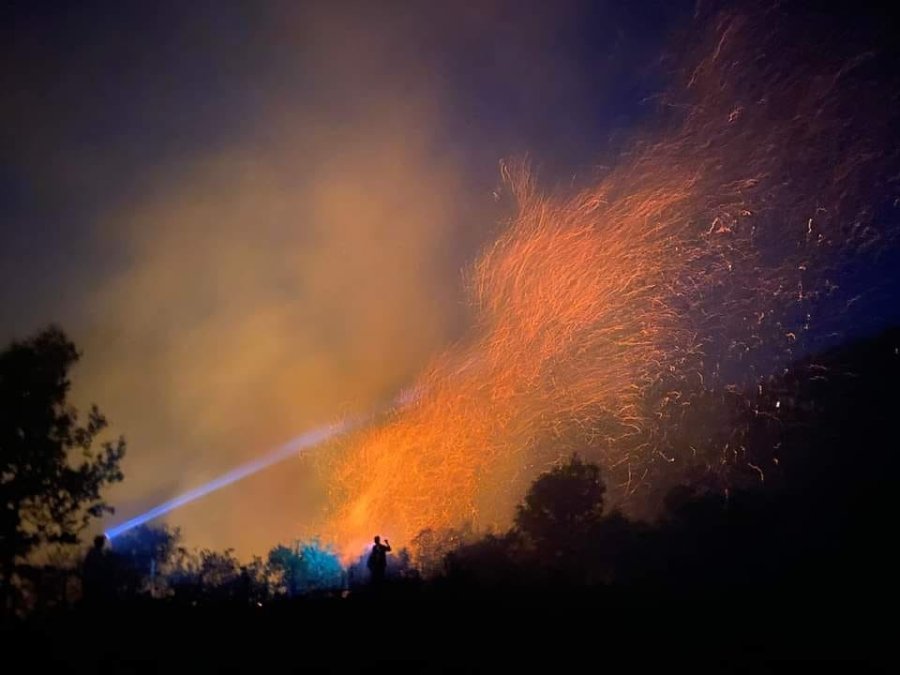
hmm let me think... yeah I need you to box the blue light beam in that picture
[105,419,354,539]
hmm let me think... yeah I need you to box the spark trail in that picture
[324,4,900,552]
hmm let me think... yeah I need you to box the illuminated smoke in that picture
[323,6,900,552]
[106,421,354,539]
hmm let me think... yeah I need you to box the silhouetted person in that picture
[82,535,112,607]
[237,565,252,605]
[366,535,391,585]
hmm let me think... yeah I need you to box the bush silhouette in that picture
[515,454,605,557]
[1,326,125,611]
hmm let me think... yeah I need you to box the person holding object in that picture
[366,535,391,585]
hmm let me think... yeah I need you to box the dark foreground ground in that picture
[8,329,900,673]
[4,583,891,674]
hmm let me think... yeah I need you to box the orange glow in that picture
[324,160,701,551]
[322,10,896,554]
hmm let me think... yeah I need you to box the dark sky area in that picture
[1,0,691,329]
[2,1,897,556]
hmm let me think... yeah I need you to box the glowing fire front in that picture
[324,8,899,551]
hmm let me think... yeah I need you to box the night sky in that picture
[3,1,898,556]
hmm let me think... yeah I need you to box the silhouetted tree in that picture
[267,541,343,596]
[167,546,254,603]
[390,547,416,579]
[444,532,523,587]
[108,524,180,597]
[515,454,605,558]
[411,524,475,578]
[441,458,612,587]
[0,326,125,610]
[194,549,241,591]
[242,556,271,605]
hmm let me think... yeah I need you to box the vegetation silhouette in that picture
[2,324,899,671]
[0,326,125,612]
[445,327,899,603]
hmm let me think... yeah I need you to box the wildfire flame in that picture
[322,6,899,553]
